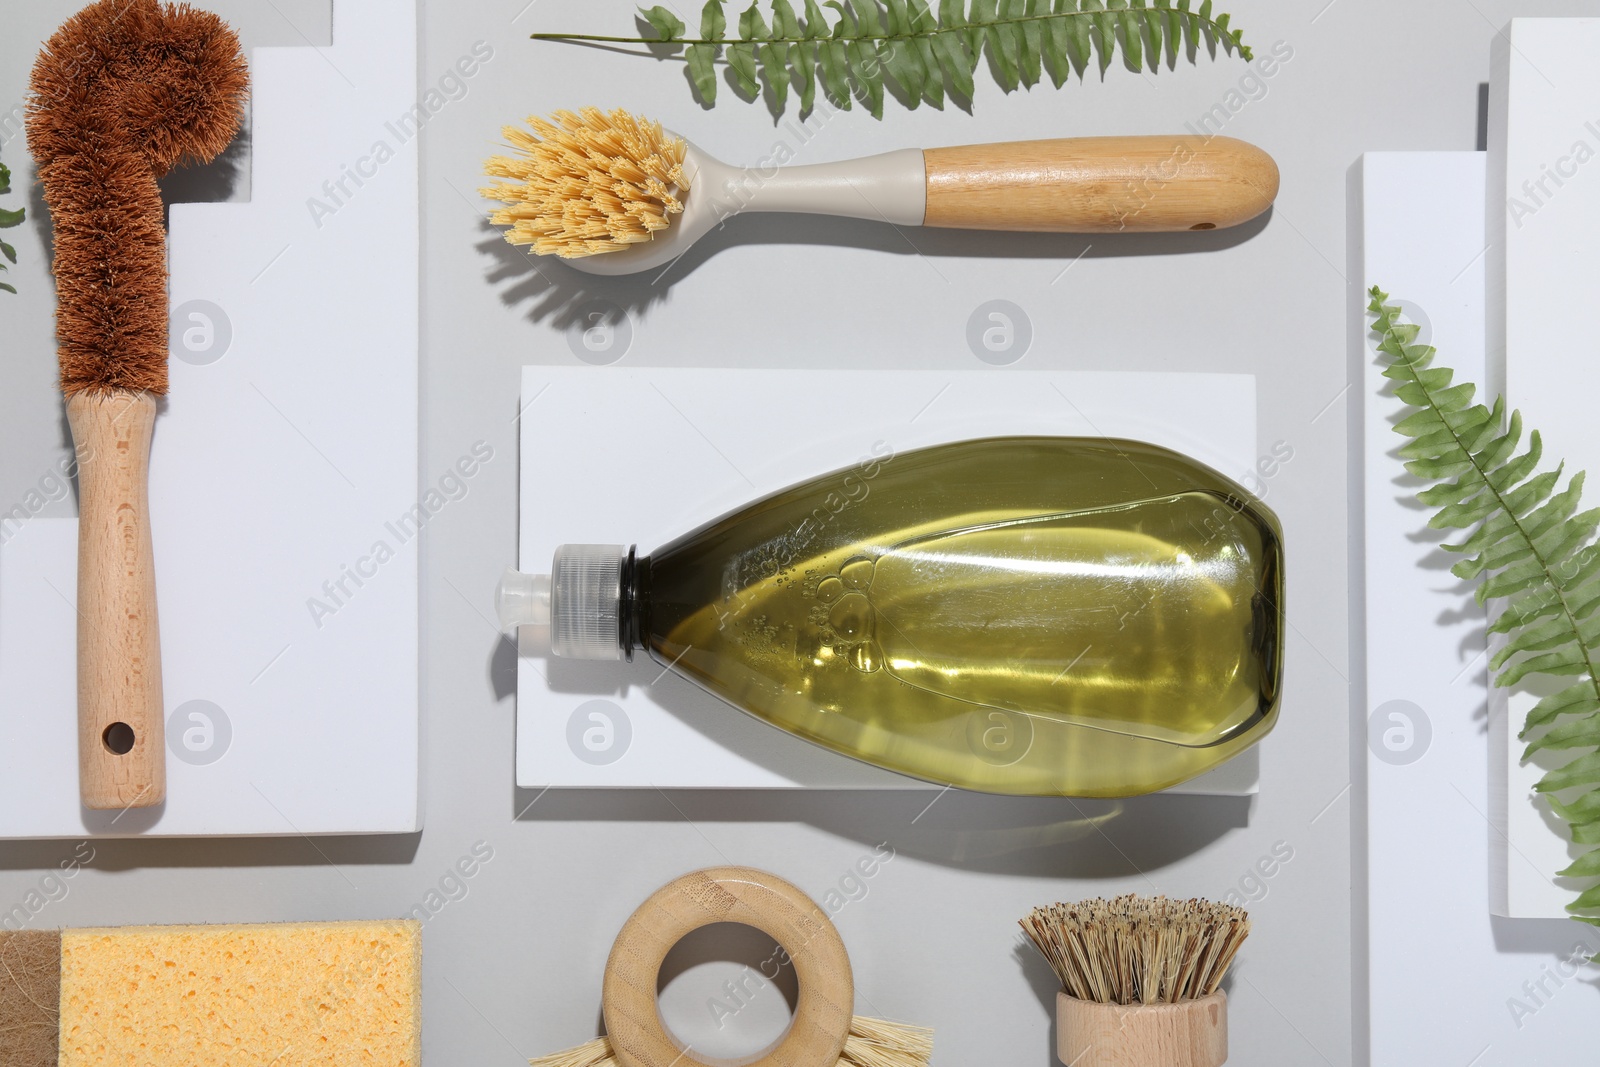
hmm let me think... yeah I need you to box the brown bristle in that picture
[480,107,689,259]
[0,929,62,1067]
[1020,895,1250,1006]
[26,0,249,397]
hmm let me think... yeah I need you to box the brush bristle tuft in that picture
[1021,895,1250,1007]
[27,0,249,397]
[528,1037,618,1067]
[481,107,689,259]
[841,1016,935,1067]
[528,1015,932,1067]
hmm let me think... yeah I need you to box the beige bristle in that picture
[842,1016,935,1067]
[482,107,689,259]
[527,1015,932,1067]
[1020,895,1250,1007]
[528,1036,618,1067]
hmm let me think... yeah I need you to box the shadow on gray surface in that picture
[1491,915,1600,999]
[0,831,421,871]
[512,783,1250,878]
[1491,914,1598,955]
[1013,938,1062,1065]
[490,630,519,702]
[479,208,1273,331]
[659,920,800,1007]
[158,113,251,214]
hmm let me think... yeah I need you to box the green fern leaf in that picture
[1537,747,1600,789]
[0,155,19,293]
[1371,286,1600,920]
[932,29,976,97]
[819,37,852,104]
[1137,3,1163,69]
[536,0,1251,117]
[1527,686,1600,739]
[1119,7,1143,72]
[1570,883,1600,913]
[687,43,720,99]
[704,0,729,36]
[641,5,687,40]
[1558,847,1600,879]
[804,0,831,34]
[847,37,886,116]
[727,39,761,94]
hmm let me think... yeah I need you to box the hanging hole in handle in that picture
[1191,222,1217,230]
[102,722,136,755]
[656,922,799,1066]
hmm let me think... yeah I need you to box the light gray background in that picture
[0,2,1589,1064]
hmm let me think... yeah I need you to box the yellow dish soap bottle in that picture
[500,436,1283,796]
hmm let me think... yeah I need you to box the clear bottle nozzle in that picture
[497,547,626,660]
[497,568,551,631]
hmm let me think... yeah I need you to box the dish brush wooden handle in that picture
[67,390,165,810]
[1057,991,1228,1067]
[923,136,1278,233]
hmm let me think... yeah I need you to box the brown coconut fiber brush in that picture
[27,0,248,809]
[1022,896,1250,1067]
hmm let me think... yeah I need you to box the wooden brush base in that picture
[1057,991,1228,1067]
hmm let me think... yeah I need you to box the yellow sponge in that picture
[58,920,421,1067]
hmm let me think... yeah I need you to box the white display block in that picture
[0,0,420,837]
[1486,17,1600,918]
[516,366,1264,796]
[1357,151,1597,1066]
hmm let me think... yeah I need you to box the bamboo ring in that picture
[602,866,854,1067]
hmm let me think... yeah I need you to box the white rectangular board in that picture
[516,366,1263,795]
[0,0,420,837]
[1360,151,1600,1065]
[1489,17,1600,919]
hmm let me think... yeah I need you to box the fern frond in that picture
[0,158,22,295]
[531,0,1252,118]
[1370,287,1600,921]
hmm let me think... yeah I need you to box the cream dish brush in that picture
[482,107,1278,275]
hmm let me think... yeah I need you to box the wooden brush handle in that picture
[67,390,165,810]
[923,136,1278,232]
[1058,991,1228,1067]
[603,867,854,1067]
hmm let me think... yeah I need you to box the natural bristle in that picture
[27,0,249,397]
[530,1016,931,1067]
[481,107,689,259]
[529,1037,617,1067]
[841,1017,935,1067]
[1021,895,1250,1007]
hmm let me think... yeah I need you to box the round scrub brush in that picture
[1021,895,1250,1067]
[27,0,249,808]
[482,106,1279,275]
[532,866,932,1067]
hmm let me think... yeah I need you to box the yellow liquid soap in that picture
[515,437,1284,797]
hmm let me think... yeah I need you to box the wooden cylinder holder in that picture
[1057,991,1228,1067]
[923,136,1279,233]
[602,867,855,1067]
[66,389,165,810]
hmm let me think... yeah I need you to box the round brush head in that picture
[481,107,690,259]
[1024,896,1248,1067]
[1021,895,1250,1007]
[27,0,249,397]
